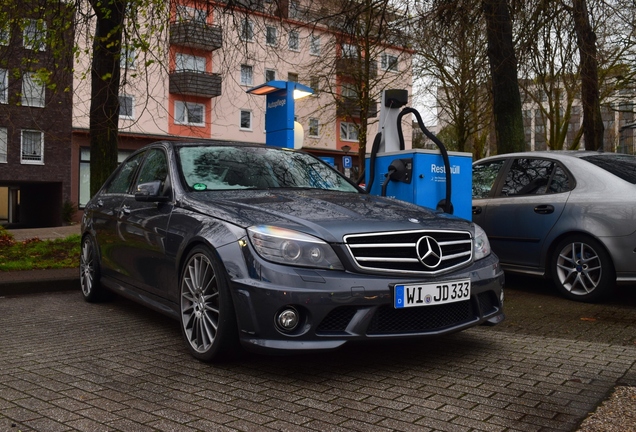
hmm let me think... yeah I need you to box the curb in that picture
[0,268,80,296]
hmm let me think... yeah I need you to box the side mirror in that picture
[135,180,170,202]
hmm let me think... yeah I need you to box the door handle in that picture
[118,205,131,216]
[534,204,554,214]
[472,206,482,215]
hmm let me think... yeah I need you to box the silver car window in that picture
[473,160,505,199]
[501,158,567,196]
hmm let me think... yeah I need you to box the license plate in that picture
[394,280,471,308]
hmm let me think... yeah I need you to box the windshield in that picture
[177,145,360,193]
[581,154,636,185]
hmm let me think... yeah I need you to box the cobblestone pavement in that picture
[1,277,635,432]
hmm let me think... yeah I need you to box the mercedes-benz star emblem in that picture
[416,236,443,268]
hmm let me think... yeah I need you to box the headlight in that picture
[473,224,491,261]
[247,225,344,270]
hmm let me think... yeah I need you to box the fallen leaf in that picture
[580,317,597,322]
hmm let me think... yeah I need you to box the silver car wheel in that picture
[181,252,220,354]
[79,236,109,302]
[80,237,95,297]
[555,241,603,296]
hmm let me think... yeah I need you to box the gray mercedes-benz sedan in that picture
[81,141,504,362]
[473,151,636,303]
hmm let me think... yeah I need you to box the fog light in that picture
[276,308,299,332]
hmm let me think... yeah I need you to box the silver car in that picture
[472,151,636,302]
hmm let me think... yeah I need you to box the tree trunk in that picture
[482,0,525,154]
[571,0,604,150]
[88,0,126,196]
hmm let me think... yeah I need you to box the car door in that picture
[115,148,174,296]
[91,151,146,280]
[474,157,572,270]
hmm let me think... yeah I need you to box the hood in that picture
[181,189,471,243]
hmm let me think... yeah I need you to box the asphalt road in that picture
[1,276,635,432]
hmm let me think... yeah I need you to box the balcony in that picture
[170,22,222,52]
[337,98,378,119]
[169,71,222,98]
[335,58,377,79]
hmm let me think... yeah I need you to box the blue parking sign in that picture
[342,155,352,169]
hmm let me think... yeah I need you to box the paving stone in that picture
[0,284,635,432]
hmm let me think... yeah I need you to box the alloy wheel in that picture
[181,253,220,353]
[555,241,602,296]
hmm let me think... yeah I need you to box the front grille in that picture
[316,307,357,333]
[367,301,474,335]
[344,230,473,275]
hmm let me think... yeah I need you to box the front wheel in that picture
[551,235,615,303]
[179,246,241,362]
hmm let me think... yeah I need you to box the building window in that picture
[22,73,45,107]
[0,24,8,46]
[288,30,299,51]
[381,53,398,72]
[289,0,300,18]
[266,26,277,46]
[175,101,204,126]
[175,53,206,72]
[342,43,358,58]
[119,95,134,119]
[341,83,357,98]
[176,5,207,23]
[21,130,43,164]
[287,72,298,82]
[240,110,252,130]
[340,122,358,142]
[0,127,7,163]
[309,76,319,95]
[240,64,253,86]
[240,18,254,42]
[265,69,276,82]
[23,19,47,51]
[0,69,7,104]
[309,35,320,56]
[309,118,319,137]
[120,46,136,69]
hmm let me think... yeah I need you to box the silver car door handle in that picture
[534,204,554,214]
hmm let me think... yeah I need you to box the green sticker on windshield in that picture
[193,183,207,191]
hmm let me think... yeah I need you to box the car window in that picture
[136,149,169,192]
[548,165,571,193]
[104,152,145,194]
[501,158,569,196]
[473,160,505,199]
[177,146,359,192]
[580,154,636,184]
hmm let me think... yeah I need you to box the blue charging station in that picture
[365,149,473,221]
[246,80,314,149]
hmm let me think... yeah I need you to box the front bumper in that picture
[221,241,504,354]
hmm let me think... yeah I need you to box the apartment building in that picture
[1,0,412,227]
[71,0,413,209]
[0,3,74,227]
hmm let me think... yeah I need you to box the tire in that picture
[80,235,111,302]
[179,246,241,362]
[551,234,615,303]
